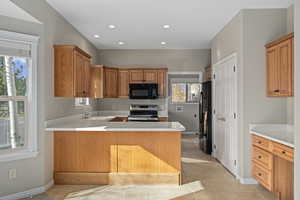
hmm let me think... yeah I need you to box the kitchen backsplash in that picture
[96,98,168,112]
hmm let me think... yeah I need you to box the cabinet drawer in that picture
[252,163,273,191]
[273,142,294,162]
[252,146,273,170]
[252,135,272,152]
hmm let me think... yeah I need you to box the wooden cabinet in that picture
[157,69,167,97]
[54,131,117,173]
[266,33,294,97]
[143,69,158,82]
[54,45,91,97]
[90,65,104,98]
[104,67,118,98]
[251,134,294,200]
[118,69,129,98]
[129,69,144,83]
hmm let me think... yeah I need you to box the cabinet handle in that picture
[282,151,286,154]
[258,173,262,177]
[273,89,280,93]
[258,141,262,144]
[258,155,262,159]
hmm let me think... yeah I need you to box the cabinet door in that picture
[129,69,144,83]
[266,46,279,96]
[90,66,104,98]
[83,58,91,97]
[157,70,166,97]
[274,156,294,200]
[278,39,293,96]
[118,69,129,98]
[144,70,158,83]
[104,67,118,98]
[74,51,85,97]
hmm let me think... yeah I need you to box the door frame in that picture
[212,53,238,177]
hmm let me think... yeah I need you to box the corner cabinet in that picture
[90,65,104,98]
[118,69,130,98]
[54,45,91,97]
[103,67,118,98]
[266,33,294,97]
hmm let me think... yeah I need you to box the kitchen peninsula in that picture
[46,114,185,185]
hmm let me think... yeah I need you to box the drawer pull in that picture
[258,141,262,144]
[258,155,262,159]
[282,151,286,154]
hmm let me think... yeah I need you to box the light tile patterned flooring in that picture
[25,134,276,200]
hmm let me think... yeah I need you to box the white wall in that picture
[211,8,288,180]
[0,0,100,197]
[294,1,299,199]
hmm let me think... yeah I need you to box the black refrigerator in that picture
[199,81,212,155]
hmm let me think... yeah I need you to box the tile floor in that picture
[25,134,276,200]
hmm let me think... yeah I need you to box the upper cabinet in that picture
[266,33,294,97]
[157,69,167,97]
[90,65,104,98]
[118,69,130,98]
[129,69,144,83]
[104,67,118,98]
[54,45,91,97]
[144,69,158,83]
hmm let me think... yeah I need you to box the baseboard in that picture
[0,179,54,200]
[238,177,258,184]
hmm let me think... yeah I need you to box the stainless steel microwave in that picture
[129,83,158,99]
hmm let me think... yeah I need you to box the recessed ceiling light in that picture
[93,34,100,38]
[163,25,171,29]
[118,41,125,45]
[161,41,167,45]
[108,25,116,29]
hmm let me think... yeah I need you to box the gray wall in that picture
[287,5,294,125]
[211,9,288,179]
[242,9,288,179]
[98,49,211,72]
[294,1,299,199]
[0,0,100,197]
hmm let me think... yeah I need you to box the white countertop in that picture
[249,124,294,148]
[45,111,184,132]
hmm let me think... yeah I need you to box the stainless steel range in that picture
[128,104,159,122]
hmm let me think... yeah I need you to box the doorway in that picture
[168,73,202,134]
[212,53,238,176]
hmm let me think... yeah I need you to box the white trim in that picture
[0,150,38,162]
[182,131,198,135]
[0,180,54,200]
[168,71,203,83]
[0,30,39,161]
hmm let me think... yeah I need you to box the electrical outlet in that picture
[8,169,17,179]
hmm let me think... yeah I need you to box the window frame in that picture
[0,30,39,162]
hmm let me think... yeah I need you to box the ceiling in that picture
[0,0,40,24]
[46,0,292,49]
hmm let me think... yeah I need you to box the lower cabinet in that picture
[251,134,294,200]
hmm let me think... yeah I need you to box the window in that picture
[0,30,39,161]
[171,83,201,103]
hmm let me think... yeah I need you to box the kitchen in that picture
[0,0,298,200]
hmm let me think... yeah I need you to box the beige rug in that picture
[65,181,204,200]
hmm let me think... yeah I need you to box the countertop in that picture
[45,111,185,132]
[249,124,294,148]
